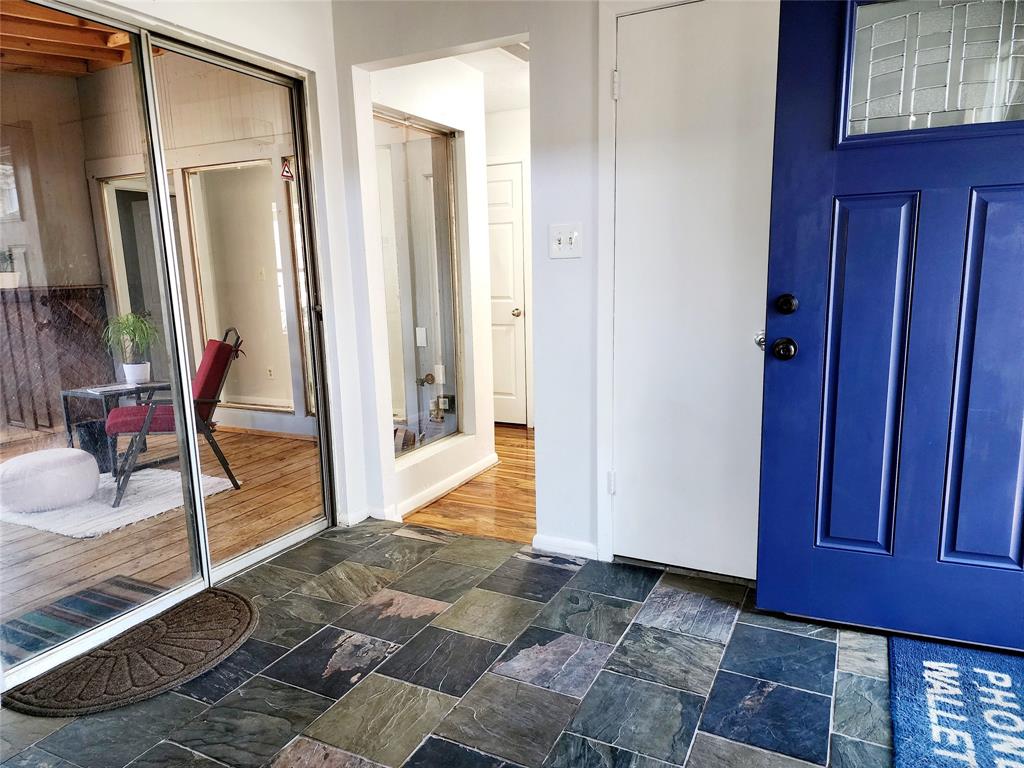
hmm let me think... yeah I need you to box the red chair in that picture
[105,329,244,507]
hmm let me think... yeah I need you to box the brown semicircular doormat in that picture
[4,588,257,717]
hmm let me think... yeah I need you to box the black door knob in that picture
[775,293,799,314]
[771,337,798,361]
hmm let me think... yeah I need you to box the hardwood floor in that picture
[0,429,323,621]
[406,424,535,544]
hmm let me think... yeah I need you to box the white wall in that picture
[100,0,370,524]
[485,107,533,427]
[365,58,498,517]
[333,1,600,557]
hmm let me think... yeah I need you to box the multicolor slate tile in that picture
[377,626,503,696]
[569,671,703,765]
[635,573,745,643]
[685,732,812,767]
[837,630,888,679]
[567,561,661,602]
[432,588,541,644]
[720,623,836,695]
[404,737,515,768]
[293,561,397,605]
[389,559,490,603]
[393,525,460,545]
[739,592,837,641]
[269,537,363,575]
[336,588,448,643]
[0,708,73,762]
[514,548,586,572]
[262,626,397,699]
[38,692,206,768]
[268,737,384,767]
[533,588,639,644]
[700,671,831,765]
[542,733,669,768]
[250,594,352,648]
[170,677,331,768]
[0,747,81,768]
[432,537,523,570]
[828,734,893,768]
[347,536,443,574]
[128,742,224,767]
[492,626,612,698]
[15,520,896,768]
[437,674,578,768]
[176,637,287,704]
[832,672,892,748]
[605,623,724,695]
[305,674,456,767]
[221,564,309,606]
[478,559,574,603]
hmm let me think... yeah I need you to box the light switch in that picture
[549,223,583,259]
[415,327,427,347]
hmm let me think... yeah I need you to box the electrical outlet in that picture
[266,367,274,379]
[257,267,267,281]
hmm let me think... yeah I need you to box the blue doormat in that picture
[889,636,1024,768]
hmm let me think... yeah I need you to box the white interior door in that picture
[488,163,527,425]
[611,0,779,579]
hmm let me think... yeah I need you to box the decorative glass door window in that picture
[848,0,1023,135]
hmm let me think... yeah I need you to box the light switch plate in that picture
[415,327,427,347]
[549,223,583,259]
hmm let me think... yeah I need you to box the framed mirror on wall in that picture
[373,112,462,457]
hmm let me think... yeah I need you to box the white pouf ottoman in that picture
[0,448,100,514]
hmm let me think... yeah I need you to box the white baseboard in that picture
[532,533,600,561]
[398,452,499,518]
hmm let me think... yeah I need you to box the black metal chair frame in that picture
[111,329,243,508]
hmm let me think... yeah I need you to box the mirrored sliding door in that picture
[150,47,327,570]
[0,4,202,673]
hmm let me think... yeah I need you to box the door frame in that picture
[1,0,339,692]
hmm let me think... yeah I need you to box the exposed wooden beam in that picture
[0,34,126,62]
[105,30,129,48]
[0,48,87,75]
[0,0,113,32]
[0,17,116,49]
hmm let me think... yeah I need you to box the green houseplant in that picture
[103,312,158,384]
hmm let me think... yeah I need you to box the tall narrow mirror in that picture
[374,114,461,456]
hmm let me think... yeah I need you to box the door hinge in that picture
[611,69,620,101]
[606,470,616,495]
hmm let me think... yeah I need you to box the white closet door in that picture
[611,0,779,578]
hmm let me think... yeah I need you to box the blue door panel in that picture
[942,186,1024,569]
[758,0,1024,649]
[818,194,916,552]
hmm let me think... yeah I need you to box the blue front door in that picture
[757,0,1024,649]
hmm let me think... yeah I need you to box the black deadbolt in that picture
[771,337,798,361]
[775,293,799,314]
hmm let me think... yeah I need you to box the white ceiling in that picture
[456,48,529,113]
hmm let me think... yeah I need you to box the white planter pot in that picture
[123,362,151,385]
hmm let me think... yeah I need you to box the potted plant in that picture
[103,312,158,385]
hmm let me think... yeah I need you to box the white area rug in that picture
[0,469,234,538]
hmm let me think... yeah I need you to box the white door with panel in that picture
[611,0,779,579]
[488,163,528,425]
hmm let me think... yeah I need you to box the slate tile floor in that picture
[1,520,894,768]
